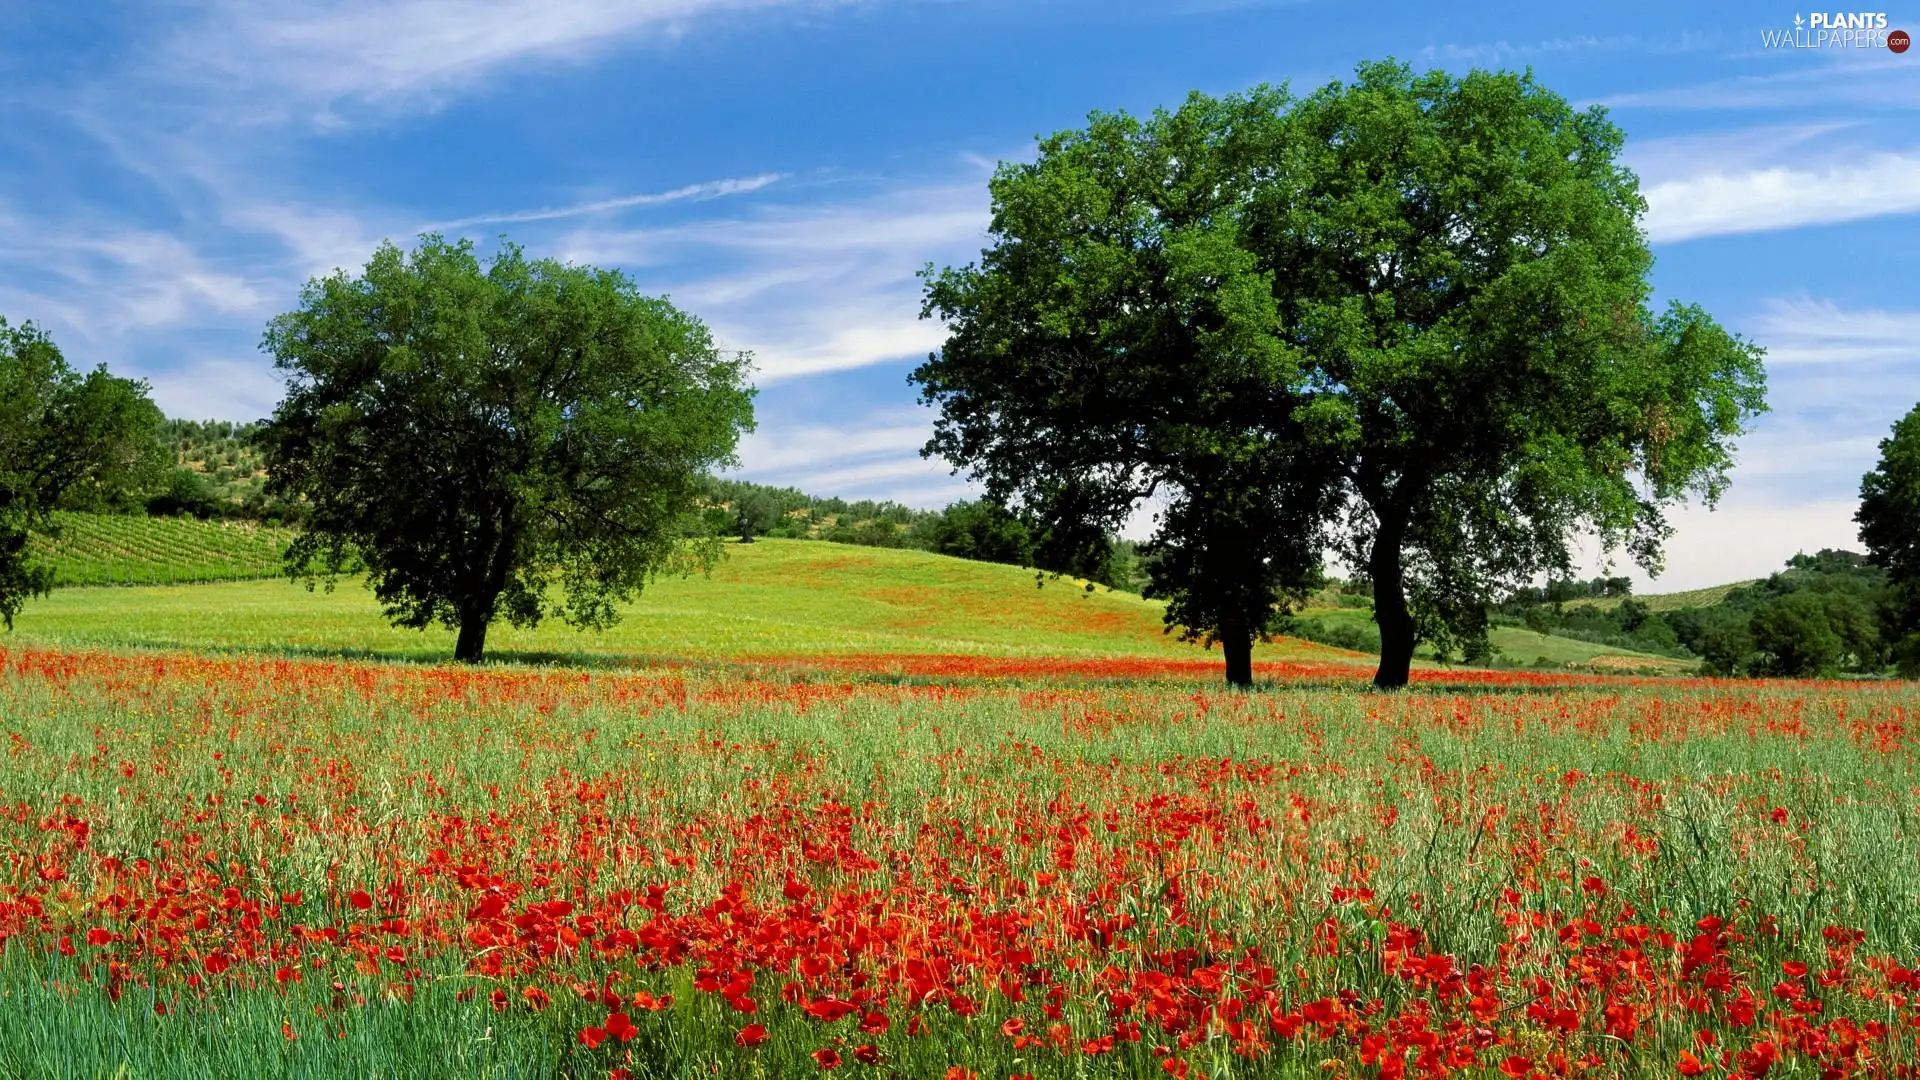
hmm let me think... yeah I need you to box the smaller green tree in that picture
[734,490,781,543]
[0,318,167,627]
[259,237,756,663]
[1747,592,1843,677]
[1858,403,1920,675]
[927,500,1035,567]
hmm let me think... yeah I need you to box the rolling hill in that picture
[14,523,1697,673]
[24,511,291,586]
[9,538,1314,666]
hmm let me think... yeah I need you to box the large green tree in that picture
[1256,63,1766,687]
[915,63,1767,689]
[258,237,756,663]
[0,318,167,627]
[1857,402,1920,674]
[913,88,1334,686]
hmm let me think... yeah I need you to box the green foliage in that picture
[1505,550,1892,677]
[924,499,1033,565]
[913,84,1336,685]
[146,419,301,522]
[1859,402,1920,675]
[1703,552,1885,676]
[1261,62,1767,687]
[912,63,1765,689]
[0,318,168,627]
[697,479,1145,591]
[1747,591,1846,677]
[258,236,755,662]
[1287,615,1383,654]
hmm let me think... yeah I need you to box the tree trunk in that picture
[452,504,516,665]
[1369,523,1416,691]
[1222,621,1254,689]
[454,614,490,664]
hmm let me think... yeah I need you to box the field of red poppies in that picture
[2,644,1918,1079]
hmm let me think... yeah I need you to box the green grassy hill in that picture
[12,538,1354,667]
[15,516,1697,674]
[1564,581,1758,613]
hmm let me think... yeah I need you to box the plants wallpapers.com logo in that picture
[1761,11,1909,49]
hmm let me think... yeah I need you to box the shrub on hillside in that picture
[925,500,1034,566]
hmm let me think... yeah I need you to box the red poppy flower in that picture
[579,1026,608,1049]
[735,1024,769,1047]
[811,1048,842,1070]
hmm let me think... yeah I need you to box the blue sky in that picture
[3,1,1917,590]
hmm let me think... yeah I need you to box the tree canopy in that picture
[914,62,1766,687]
[0,317,167,627]
[1858,402,1920,674]
[913,87,1335,686]
[258,236,756,663]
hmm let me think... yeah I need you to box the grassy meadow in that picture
[9,539,1267,665]
[1,537,1916,1079]
[0,643,1914,1080]
[14,535,1690,675]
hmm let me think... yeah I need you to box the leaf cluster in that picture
[258,237,756,640]
[0,318,167,626]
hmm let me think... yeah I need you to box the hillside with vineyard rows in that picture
[25,511,294,586]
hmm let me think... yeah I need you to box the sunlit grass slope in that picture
[12,538,1359,667]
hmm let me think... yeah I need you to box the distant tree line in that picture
[702,478,1144,592]
[1493,551,1896,677]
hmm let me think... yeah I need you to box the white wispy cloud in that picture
[560,182,990,381]
[140,356,289,424]
[737,422,932,473]
[0,214,269,341]
[1622,123,1856,186]
[779,456,958,493]
[1561,296,1920,590]
[1600,55,1920,111]
[160,0,853,124]
[1419,34,1647,67]
[1752,297,1920,366]
[1642,150,1920,242]
[421,174,787,231]
[1574,494,1862,592]
[727,412,974,504]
